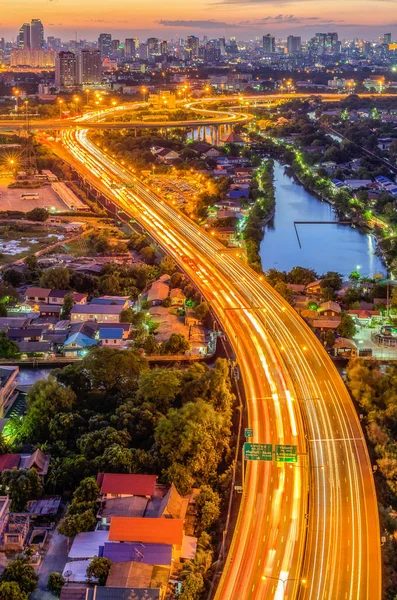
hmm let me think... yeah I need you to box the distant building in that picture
[55,51,77,88]
[18,23,30,50]
[124,38,138,57]
[10,49,56,68]
[287,35,301,54]
[263,34,276,54]
[77,49,102,85]
[30,19,44,50]
[98,33,112,58]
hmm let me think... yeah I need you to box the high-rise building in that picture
[124,38,138,57]
[139,43,149,60]
[384,33,392,45]
[78,49,102,85]
[287,35,301,54]
[98,33,112,58]
[147,37,159,57]
[263,34,276,54]
[112,39,120,53]
[160,40,168,56]
[186,35,199,58]
[18,23,30,50]
[55,51,77,88]
[30,19,44,50]
[219,37,226,56]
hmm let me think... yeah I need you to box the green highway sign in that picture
[245,428,253,438]
[244,442,272,461]
[275,444,298,463]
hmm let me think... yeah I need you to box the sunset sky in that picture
[1,0,397,41]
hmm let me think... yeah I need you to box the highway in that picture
[58,111,381,600]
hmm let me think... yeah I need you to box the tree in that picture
[160,255,177,275]
[137,368,182,411]
[142,334,159,356]
[0,582,27,600]
[183,284,196,299]
[161,334,190,355]
[24,255,38,270]
[120,308,135,323]
[47,573,65,597]
[0,333,19,359]
[288,266,318,285]
[21,379,76,443]
[196,485,221,531]
[1,558,38,595]
[99,444,134,473]
[195,302,210,321]
[86,556,112,586]
[58,509,97,537]
[40,266,70,290]
[0,469,43,511]
[325,330,335,347]
[73,477,100,503]
[337,312,356,338]
[274,281,292,302]
[139,246,156,265]
[0,283,19,305]
[170,272,184,288]
[321,271,343,291]
[178,572,205,600]
[2,269,24,288]
[61,293,75,319]
[82,348,148,393]
[26,207,48,222]
[78,427,130,461]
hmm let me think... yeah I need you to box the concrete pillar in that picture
[215,126,219,146]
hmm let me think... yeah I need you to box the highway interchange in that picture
[54,97,382,600]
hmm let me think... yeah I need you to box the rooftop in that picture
[98,473,157,497]
[109,517,184,546]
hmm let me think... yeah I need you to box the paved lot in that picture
[354,324,397,360]
[0,179,68,212]
[31,527,69,600]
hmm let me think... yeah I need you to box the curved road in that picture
[57,106,381,600]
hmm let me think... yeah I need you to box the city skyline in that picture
[2,0,397,40]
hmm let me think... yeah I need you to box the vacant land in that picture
[0,178,68,212]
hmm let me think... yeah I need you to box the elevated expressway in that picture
[57,105,381,600]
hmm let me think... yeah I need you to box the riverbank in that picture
[251,133,389,276]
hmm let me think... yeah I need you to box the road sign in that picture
[244,428,253,438]
[244,442,272,461]
[275,444,298,463]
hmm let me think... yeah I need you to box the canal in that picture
[260,162,385,277]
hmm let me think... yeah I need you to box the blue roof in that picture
[99,328,123,340]
[228,189,249,198]
[389,187,397,196]
[102,541,172,565]
[375,175,392,183]
[64,332,98,347]
[91,298,126,306]
[331,179,345,188]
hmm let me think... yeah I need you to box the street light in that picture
[141,86,147,102]
[73,96,80,116]
[85,88,90,105]
[58,98,63,119]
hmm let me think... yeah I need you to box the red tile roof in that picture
[348,310,381,318]
[97,473,157,497]
[109,517,184,546]
[0,454,20,472]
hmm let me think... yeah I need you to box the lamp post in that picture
[13,88,20,115]
[73,96,80,116]
[141,86,147,102]
[84,88,90,107]
[58,98,63,119]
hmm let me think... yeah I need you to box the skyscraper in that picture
[287,35,301,54]
[263,34,276,54]
[78,49,102,85]
[30,19,44,50]
[55,51,77,88]
[384,33,392,45]
[186,35,199,58]
[18,23,30,50]
[98,33,112,58]
[124,38,138,57]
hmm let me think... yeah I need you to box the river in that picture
[259,162,385,277]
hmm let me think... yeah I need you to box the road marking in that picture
[309,437,363,442]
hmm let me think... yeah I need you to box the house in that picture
[19,448,50,476]
[59,587,160,600]
[169,288,186,307]
[220,131,245,145]
[16,341,51,355]
[102,541,173,566]
[185,309,200,327]
[213,227,236,242]
[25,287,51,304]
[0,366,18,417]
[0,513,30,551]
[305,280,323,295]
[70,304,124,323]
[95,322,131,340]
[0,318,30,330]
[155,148,180,163]
[333,337,357,358]
[7,328,43,342]
[202,147,221,158]
[106,560,169,591]
[147,281,170,307]
[63,332,98,357]
[309,317,341,331]
[109,517,184,547]
[99,328,124,347]
[39,305,62,318]
[287,284,306,294]
[98,473,157,499]
[318,301,342,317]
[68,530,110,560]
[90,296,129,309]
[48,290,87,305]
[347,309,381,323]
